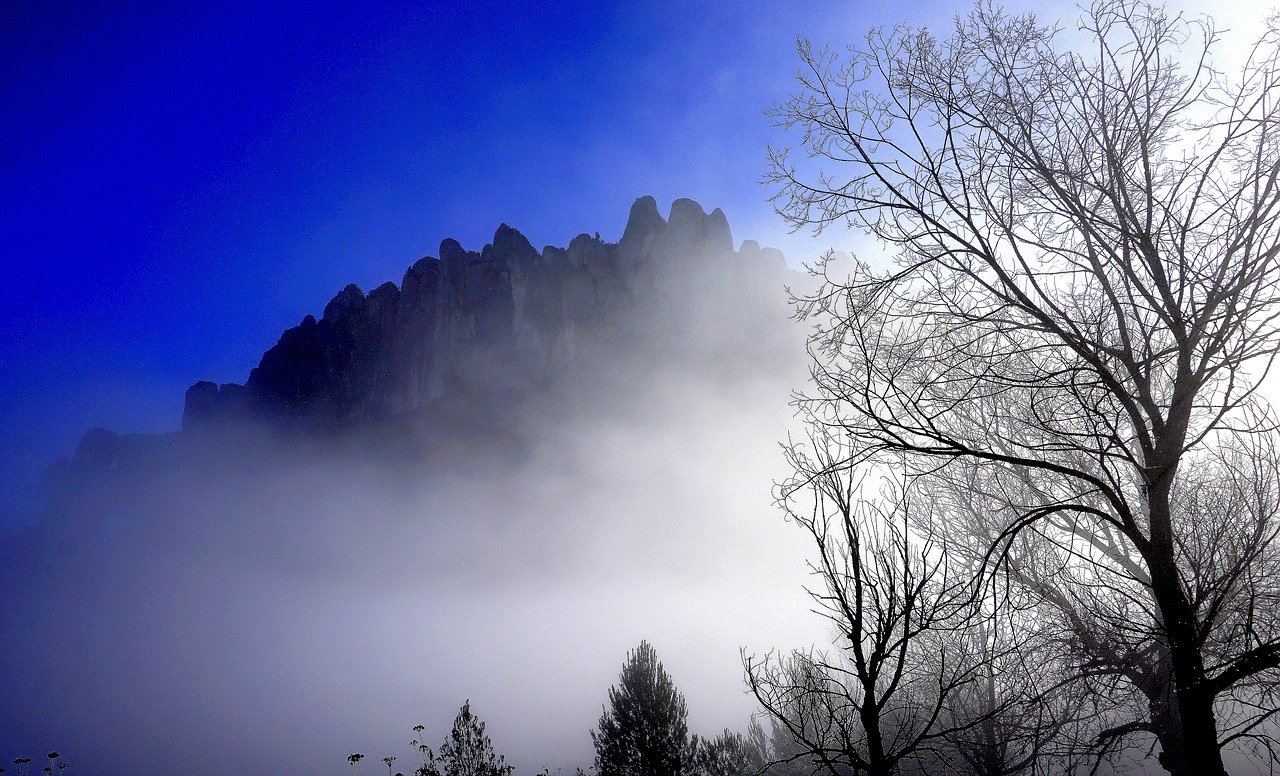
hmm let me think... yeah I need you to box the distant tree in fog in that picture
[592,641,694,776]
[691,723,769,776]
[417,701,513,776]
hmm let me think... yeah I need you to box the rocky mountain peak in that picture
[486,223,539,265]
[323,283,367,323]
[619,195,667,257]
[176,197,789,434]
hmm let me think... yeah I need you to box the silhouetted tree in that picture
[593,641,694,776]
[749,431,992,776]
[766,0,1280,773]
[418,701,513,776]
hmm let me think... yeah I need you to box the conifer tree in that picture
[418,700,512,776]
[592,641,693,776]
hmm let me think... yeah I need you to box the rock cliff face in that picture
[180,196,788,433]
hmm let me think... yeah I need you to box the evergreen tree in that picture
[592,641,693,776]
[692,728,768,776]
[418,701,513,776]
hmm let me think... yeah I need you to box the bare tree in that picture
[748,429,986,776]
[936,592,1111,775]
[765,1,1280,774]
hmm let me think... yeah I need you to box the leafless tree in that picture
[933,608,1099,775]
[753,427,1097,775]
[765,1,1280,774]
[748,429,990,776]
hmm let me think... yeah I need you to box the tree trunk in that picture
[860,701,892,776]
[1145,475,1228,776]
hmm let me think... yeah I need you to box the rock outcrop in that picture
[176,196,789,432]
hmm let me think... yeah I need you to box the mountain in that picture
[62,196,794,476]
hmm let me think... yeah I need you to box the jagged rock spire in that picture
[179,197,788,431]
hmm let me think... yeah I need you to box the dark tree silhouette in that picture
[418,701,513,776]
[593,641,694,776]
[749,430,993,776]
[765,0,1280,773]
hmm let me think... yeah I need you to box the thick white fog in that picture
[0,208,832,775]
